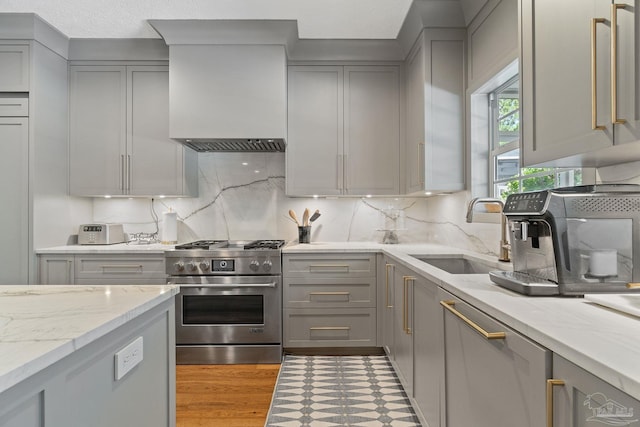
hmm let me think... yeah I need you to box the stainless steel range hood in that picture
[148,20,295,152]
[178,138,286,153]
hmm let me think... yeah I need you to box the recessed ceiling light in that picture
[242,162,248,166]
[425,192,432,196]
[104,195,111,199]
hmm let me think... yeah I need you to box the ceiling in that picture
[0,0,426,40]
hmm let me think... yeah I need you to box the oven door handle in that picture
[176,282,277,289]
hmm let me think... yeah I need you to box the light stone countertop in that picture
[286,241,640,401]
[35,243,172,254]
[0,285,179,395]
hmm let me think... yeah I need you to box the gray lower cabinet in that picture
[38,254,166,285]
[0,300,176,427]
[392,264,414,393]
[550,354,640,427]
[283,253,377,347]
[439,288,550,427]
[413,275,444,427]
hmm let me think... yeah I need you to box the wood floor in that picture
[176,364,281,427]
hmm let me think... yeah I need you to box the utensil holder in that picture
[298,226,311,244]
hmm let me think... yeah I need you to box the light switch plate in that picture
[114,336,143,381]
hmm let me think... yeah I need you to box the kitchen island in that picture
[0,285,178,427]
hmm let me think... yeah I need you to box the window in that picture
[489,76,582,199]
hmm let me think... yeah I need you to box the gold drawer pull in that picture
[546,379,565,427]
[309,291,351,297]
[627,283,640,289]
[403,276,414,335]
[308,264,350,273]
[101,264,143,269]
[385,263,394,308]
[440,300,506,340]
[309,326,350,331]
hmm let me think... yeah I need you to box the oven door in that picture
[172,275,281,345]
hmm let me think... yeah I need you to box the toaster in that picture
[78,224,126,245]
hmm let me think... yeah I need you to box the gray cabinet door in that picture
[0,44,29,92]
[404,30,465,194]
[38,255,74,285]
[0,117,28,284]
[127,66,191,196]
[344,66,400,195]
[551,354,640,427]
[440,288,550,427]
[413,277,444,427]
[69,65,127,195]
[520,0,614,166]
[393,265,414,394]
[286,66,344,196]
[380,259,395,357]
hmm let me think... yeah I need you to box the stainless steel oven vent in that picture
[175,138,286,152]
[567,196,640,215]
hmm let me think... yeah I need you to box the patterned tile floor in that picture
[265,355,421,426]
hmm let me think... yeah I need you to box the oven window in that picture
[182,295,264,325]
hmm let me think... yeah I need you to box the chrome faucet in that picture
[466,197,511,262]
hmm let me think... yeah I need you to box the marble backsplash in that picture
[93,152,504,257]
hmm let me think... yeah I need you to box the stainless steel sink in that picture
[411,255,498,274]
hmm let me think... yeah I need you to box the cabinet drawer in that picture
[0,95,28,116]
[284,308,376,347]
[283,253,376,277]
[75,256,165,281]
[0,45,29,92]
[283,277,376,308]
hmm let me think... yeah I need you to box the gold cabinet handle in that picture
[418,143,425,186]
[403,276,414,335]
[309,291,350,296]
[101,264,143,270]
[440,300,506,340]
[627,283,640,289]
[385,263,394,308]
[546,379,565,427]
[309,326,350,331]
[611,3,627,125]
[308,264,350,273]
[591,17,606,130]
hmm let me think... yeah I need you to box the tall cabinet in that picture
[520,0,640,167]
[404,29,466,194]
[286,65,400,196]
[0,103,28,284]
[69,64,197,197]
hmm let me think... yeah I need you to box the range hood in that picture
[179,138,286,153]
[148,20,295,152]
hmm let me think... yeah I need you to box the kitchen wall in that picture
[597,161,640,185]
[92,152,504,257]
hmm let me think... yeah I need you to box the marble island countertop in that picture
[287,242,640,401]
[0,284,179,395]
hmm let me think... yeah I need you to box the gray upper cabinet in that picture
[69,64,197,197]
[286,65,400,196]
[520,0,640,167]
[404,29,466,194]
[0,44,29,92]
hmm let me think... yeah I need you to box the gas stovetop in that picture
[174,239,285,251]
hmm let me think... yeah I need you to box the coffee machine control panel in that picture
[504,191,548,214]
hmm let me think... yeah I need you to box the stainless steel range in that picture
[166,239,285,364]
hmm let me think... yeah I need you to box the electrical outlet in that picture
[114,337,143,381]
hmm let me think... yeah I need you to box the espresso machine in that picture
[490,184,640,296]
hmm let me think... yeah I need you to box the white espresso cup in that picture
[589,250,618,277]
